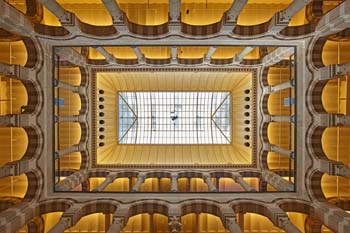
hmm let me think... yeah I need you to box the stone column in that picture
[316,0,350,37]
[107,217,124,233]
[102,0,123,23]
[95,47,117,64]
[131,174,146,192]
[55,47,87,67]
[0,159,36,179]
[204,46,217,63]
[234,46,256,63]
[271,115,294,122]
[234,175,256,192]
[281,0,312,21]
[270,80,294,93]
[171,173,178,192]
[261,170,294,191]
[55,170,88,191]
[92,175,116,192]
[54,79,80,93]
[169,0,180,22]
[132,46,144,64]
[48,218,71,233]
[55,115,82,123]
[277,216,302,233]
[270,145,295,159]
[226,0,248,23]
[0,115,15,126]
[262,47,295,67]
[39,0,70,22]
[314,158,350,178]
[55,145,79,159]
[226,217,242,233]
[203,174,217,192]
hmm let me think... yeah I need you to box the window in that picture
[118,92,231,144]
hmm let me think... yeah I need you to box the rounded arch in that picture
[180,200,224,223]
[277,199,315,216]
[23,171,42,202]
[267,122,293,150]
[178,171,205,179]
[145,171,171,179]
[321,126,350,165]
[0,127,28,166]
[231,201,277,225]
[321,76,350,115]
[126,201,169,221]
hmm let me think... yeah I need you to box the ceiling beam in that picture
[262,47,294,67]
[234,46,256,63]
[132,46,145,64]
[55,47,87,67]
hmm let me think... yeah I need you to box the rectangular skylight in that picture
[118,92,231,144]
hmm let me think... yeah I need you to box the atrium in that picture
[0,0,350,232]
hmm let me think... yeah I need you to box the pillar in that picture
[55,47,87,67]
[270,145,295,159]
[55,115,82,123]
[234,175,256,192]
[234,46,256,63]
[171,173,178,192]
[93,175,116,192]
[55,144,79,159]
[262,47,295,67]
[204,46,217,63]
[281,0,312,21]
[55,170,88,191]
[226,0,248,23]
[271,115,294,122]
[95,47,117,64]
[54,79,81,93]
[48,218,71,233]
[269,80,294,93]
[277,216,302,233]
[203,174,217,192]
[0,159,36,179]
[132,46,144,64]
[261,170,294,191]
[131,174,145,192]
[169,0,180,22]
[226,217,242,233]
[39,0,70,22]
[314,158,350,178]
[102,0,123,23]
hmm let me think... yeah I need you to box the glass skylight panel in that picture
[118,92,231,144]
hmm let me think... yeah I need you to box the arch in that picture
[55,122,82,151]
[277,200,315,216]
[233,21,270,37]
[321,76,350,115]
[23,171,42,202]
[127,201,169,221]
[267,122,293,150]
[321,173,350,199]
[25,0,44,24]
[145,171,171,179]
[178,171,205,179]
[0,127,28,166]
[321,126,350,165]
[22,38,38,68]
[0,76,28,115]
[77,199,119,219]
[0,40,28,66]
[231,201,278,226]
[310,79,328,114]
[0,196,22,212]
[308,171,326,201]
[180,200,224,223]
[267,88,294,116]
